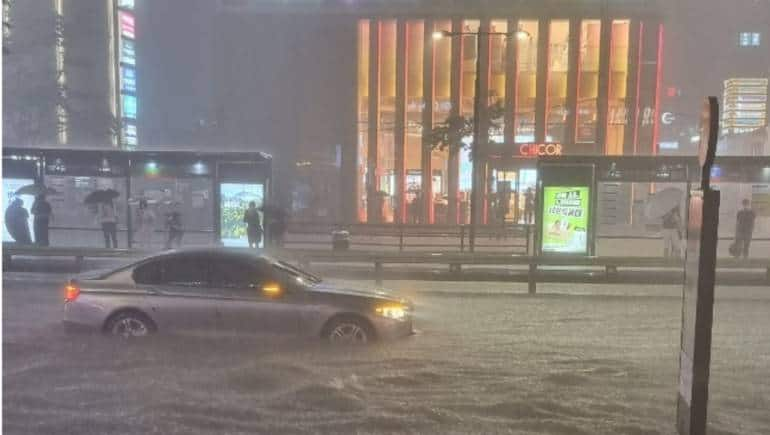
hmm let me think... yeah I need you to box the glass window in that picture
[160,256,208,287]
[576,20,601,143]
[377,20,397,223]
[515,20,538,143]
[405,20,424,224]
[546,20,569,143]
[431,19,452,224]
[489,19,507,144]
[739,32,761,47]
[209,258,261,288]
[606,19,630,155]
[357,20,369,222]
[132,260,163,285]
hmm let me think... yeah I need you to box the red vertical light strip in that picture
[632,22,644,155]
[652,23,664,156]
[575,21,583,144]
[400,23,408,224]
[544,22,551,142]
[429,26,436,224]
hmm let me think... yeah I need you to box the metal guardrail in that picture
[284,223,532,254]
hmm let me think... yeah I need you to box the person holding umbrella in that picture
[644,187,685,258]
[31,194,53,246]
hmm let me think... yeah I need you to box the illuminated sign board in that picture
[121,66,136,92]
[119,10,135,39]
[519,143,563,157]
[122,122,138,147]
[122,94,137,119]
[120,39,135,65]
[540,186,590,254]
[114,2,138,148]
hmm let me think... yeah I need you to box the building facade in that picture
[352,5,665,224]
[210,0,666,224]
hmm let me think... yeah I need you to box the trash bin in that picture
[332,229,350,251]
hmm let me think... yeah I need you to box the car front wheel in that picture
[324,317,372,345]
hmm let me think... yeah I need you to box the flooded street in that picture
[4,277,769,435]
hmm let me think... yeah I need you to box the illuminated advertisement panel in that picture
[120,39,135,65]
[122,94,137,119]
[121,66,136,93]
[122,122,138,147]
[119,10,135,39]
[118,0,135,9]
[540,186,591,254]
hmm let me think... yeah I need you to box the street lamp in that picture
[432,28,531,252]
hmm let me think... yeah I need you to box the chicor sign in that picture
[519,143,563,157]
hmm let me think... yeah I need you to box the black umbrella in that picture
[84,189,120,204]
[15,184,60,197]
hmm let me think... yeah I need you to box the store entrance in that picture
[490,168,537,224]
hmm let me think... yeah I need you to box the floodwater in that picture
[3,277,769,435]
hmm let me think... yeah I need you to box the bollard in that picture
[460,225,465,252]
[528,263,537,294]
[375,262,383,286]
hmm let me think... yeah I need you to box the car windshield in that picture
[272,260,322,285]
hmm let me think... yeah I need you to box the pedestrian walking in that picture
[732,199,756,259]
[661,206,681,258]
[5,198,32,245]
[99,200,119,248]
[244,201,262,249]
[31,194,53,246]
[165,209,184,249]
[135,199,156,249]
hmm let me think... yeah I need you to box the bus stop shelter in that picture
[2,147,272,249]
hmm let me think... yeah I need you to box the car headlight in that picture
[375,304,408,321]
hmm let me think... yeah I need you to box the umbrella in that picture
[15,184,60,197]
[84,189,120,204]
[644,187,684,220]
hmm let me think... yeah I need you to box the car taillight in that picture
[64,282,80,302]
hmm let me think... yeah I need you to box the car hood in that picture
[307,283,408,304]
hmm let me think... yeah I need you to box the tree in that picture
[425,102,506,155]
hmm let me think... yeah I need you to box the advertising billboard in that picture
[220,183,264,247]
[122,94,137,119]
[119,10,135,39]
[121,66,136,93]
[3,178,36,243]
[120,39,136,66]
[540,186,591,254]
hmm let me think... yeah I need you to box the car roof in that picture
[142,247,271,263]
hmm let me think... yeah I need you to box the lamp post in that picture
[432,28,530,252]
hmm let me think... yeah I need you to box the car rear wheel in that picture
[105,311,155,338]
[324,317,372,345]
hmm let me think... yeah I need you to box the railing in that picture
[283,222,532,254]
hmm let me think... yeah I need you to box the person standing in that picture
[524,188,535,224]
[244,201,262,249]
[165,209,184,249]
[661,206,681,258]
[31,194,53,246]
[135,199,156,249]
[99,200,118,248]
[734,199,756,259]
[5,198,32,245]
